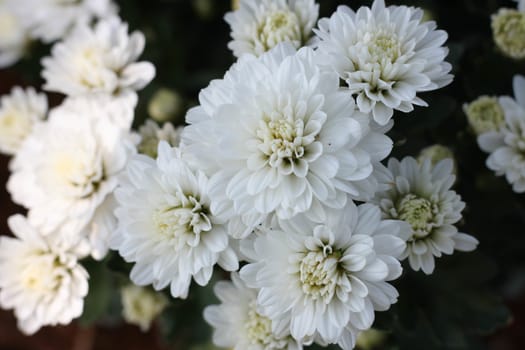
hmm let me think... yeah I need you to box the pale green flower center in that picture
[397,194,435,237]
[366,30,402,63]
[258,10,301,50]
[153,196,211,240]
[299,251,338,300]
[245,301,275,346]
[492,9,525,59]
[464,96,505,134]
[0,12,18,42]
[257,114,309,171]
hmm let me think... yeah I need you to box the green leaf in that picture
[78,258,114,326]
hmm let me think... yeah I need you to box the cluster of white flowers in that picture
[476,75,525,192]
[0,0,117,68]
[0,0,480,346]
[0,3,154,333]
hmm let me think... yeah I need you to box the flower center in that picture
[0,12,19,43]
[257,114,307,170]
[366,30,401,64]
[153,195,211,244]
[258,10,301,50]
[299,251,338,301]
[46,150,104,197]
[245,301,274,345]
[22,256,61,293]
[397,194,436,238]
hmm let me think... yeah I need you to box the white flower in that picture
[478,75,525,192]
[314,0,453,125]
[137,119,183,158]
[0,215,88,335]
[12,0,116,43]
[372,156,478,274]
[0,1,29,68]
[182,44,392,234]
[204,272,302,350]
[0,86,47,155]
[110,142,238,299]
[42,16,155,97]
[225,0,319,58]
[120,284,168,332]
[240,201,406,349]
[7,93,137,260]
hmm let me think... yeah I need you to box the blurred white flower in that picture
[240,202,406,349]
[0,86,47,155]
[42,16,155,96]
[182,44,392,235]
[121,284,168,332]
[225,0,319,58]
[12,0,116,43]
[138,119,183,158]
[373,156,478,274]
[0,215,88,335]
[7,94,137,260]
[478,75,525,192]
[0,1,29,68]
[204,272,303,350]
[111,142,238,299]
[314,0,453,125]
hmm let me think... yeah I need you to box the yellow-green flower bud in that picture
[492,8,525,59]
[137,119,183,158]
[463,96,505,135]
[232,0,240,10]
[356,328,388,350]
[148,88,184,123]
[121,284,168,332]
[418,144,457,176]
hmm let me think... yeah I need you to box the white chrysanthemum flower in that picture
[372,156,478,274]
[138,119,183,158]
[0,1,29,68]
[110,142,238,299]
[0,86,47,155]
[121,284,168,332]
[239,201,406,349]
[204,272,302,350]
[7,93,137,259]
[42,16,155,97]
[225,0,319,58]
[314,0,453,125]
[0,215,88,335]
[12,0,116,43]
[182,44,392,233]
[478,75,525,192]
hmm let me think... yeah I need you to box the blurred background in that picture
[1,0,525,349]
